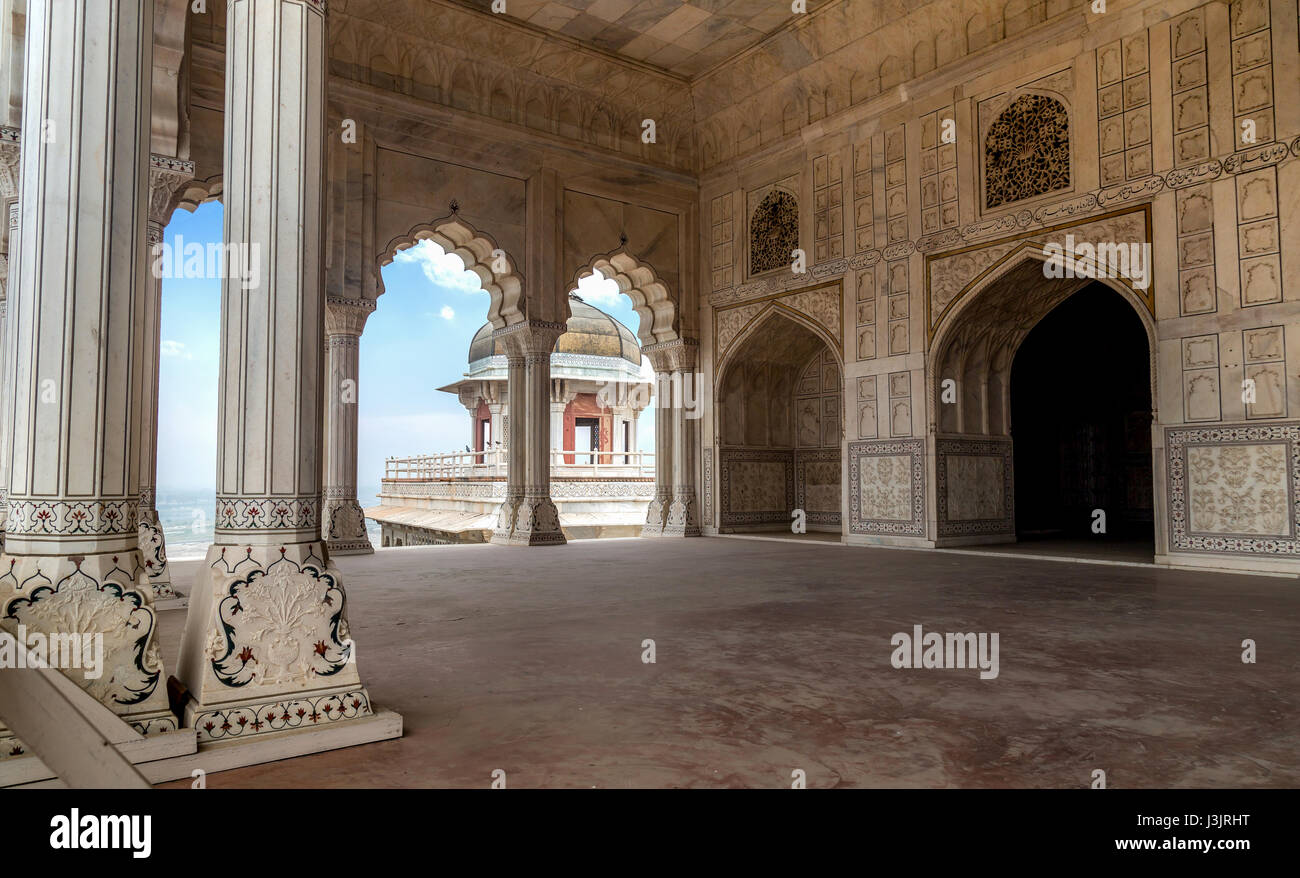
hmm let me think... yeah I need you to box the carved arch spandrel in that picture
[571,249,679,346]
[378,216,525,329]
[926,204,1154,338]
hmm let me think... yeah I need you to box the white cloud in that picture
[574,269,624,307]
[393,239,485,295]
[440,305,455,320]
[160,340,192,360]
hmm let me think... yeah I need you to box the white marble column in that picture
[177,0,378,744]
[323,296,375,555]
[491,341,526,543]
[0,0,175,735]
[664,341,702,537]
[507,323,566,546]
[0,132,17,545]
[641,349,674,536]
[550,402,566,462]
[488,401,505,455]
[136,158,195,602]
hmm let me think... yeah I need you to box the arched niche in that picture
[714,306,843,535]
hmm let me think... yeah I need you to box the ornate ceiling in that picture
[449,0,833,79]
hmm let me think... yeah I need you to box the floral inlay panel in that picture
[848,439,925,536]
[1167,423,1300,555]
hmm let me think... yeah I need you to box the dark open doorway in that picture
[1010,283,1154,553]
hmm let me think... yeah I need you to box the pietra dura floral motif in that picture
[3,562,163,707]
[984,94,1071,209]
[750,189,799,276]
[1167,423,1300,555]
[848,439,925,536]
[208,554,354,691]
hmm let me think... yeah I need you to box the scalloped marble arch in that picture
[570,249,679,347]
[926,246,1158,435]
[714,301,844,397]
[377,215,525,330]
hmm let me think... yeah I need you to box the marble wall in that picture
[698,0,1300,572]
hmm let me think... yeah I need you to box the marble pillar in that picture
[508,323,566,546]
[663,342,702,538]
[137,158,195,600]
[0,0,175,736]
[0,133,17,546]
[177,0,377,744]
[323,296,375,555]
[487,402,505,458]
[491,341,526,544]
[641,349,673,536]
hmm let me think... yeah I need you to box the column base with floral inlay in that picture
[176,540,386,746]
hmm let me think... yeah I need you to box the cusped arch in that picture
[570,249,678,346]
[378,216,525,329]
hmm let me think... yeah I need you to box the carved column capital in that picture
[325,295,376,336]
[644,337,699,373]
[148,155,196,226]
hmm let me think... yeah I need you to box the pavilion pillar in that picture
[511,323,566,546]
[137,158,195,602]
[487,401,505,457]
[323,296,375,555]
[663,341,701,537]
[0,0,176,735]
[550,385,567,463]
[491,342,526,543]
[641,348,674,536]
[177,0,380,744]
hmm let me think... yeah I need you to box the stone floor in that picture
[157,538,1299,788]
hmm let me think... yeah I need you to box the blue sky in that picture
[157,202,653,500]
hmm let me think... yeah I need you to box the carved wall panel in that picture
[1243,325,1286,419]
[812,152,844,263]
[794,349,841,449]
[935,437,1015,537]
[1235,168,1281,306]
[886,260,910,356]
[856,268,877,361]
[795,448,841,526]
[888,371,912,438]
[1167,423,1300,555]
[848,438,925,536]
[1170,8,1211,168]
[857,375,878,439]
[884,125,909,245]
[719,450,795,527]
[710,192,735,291]
[853,139,875,253]
[1182,334,1222,422]
[1176,184,1217,315]
[919,105,959,234]
[1096,31,1151,186]
[1229,0,1275,147]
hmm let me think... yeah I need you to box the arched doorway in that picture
[1010,284,1154,549]
[716,309,843,538]
[930,255,1157,561]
